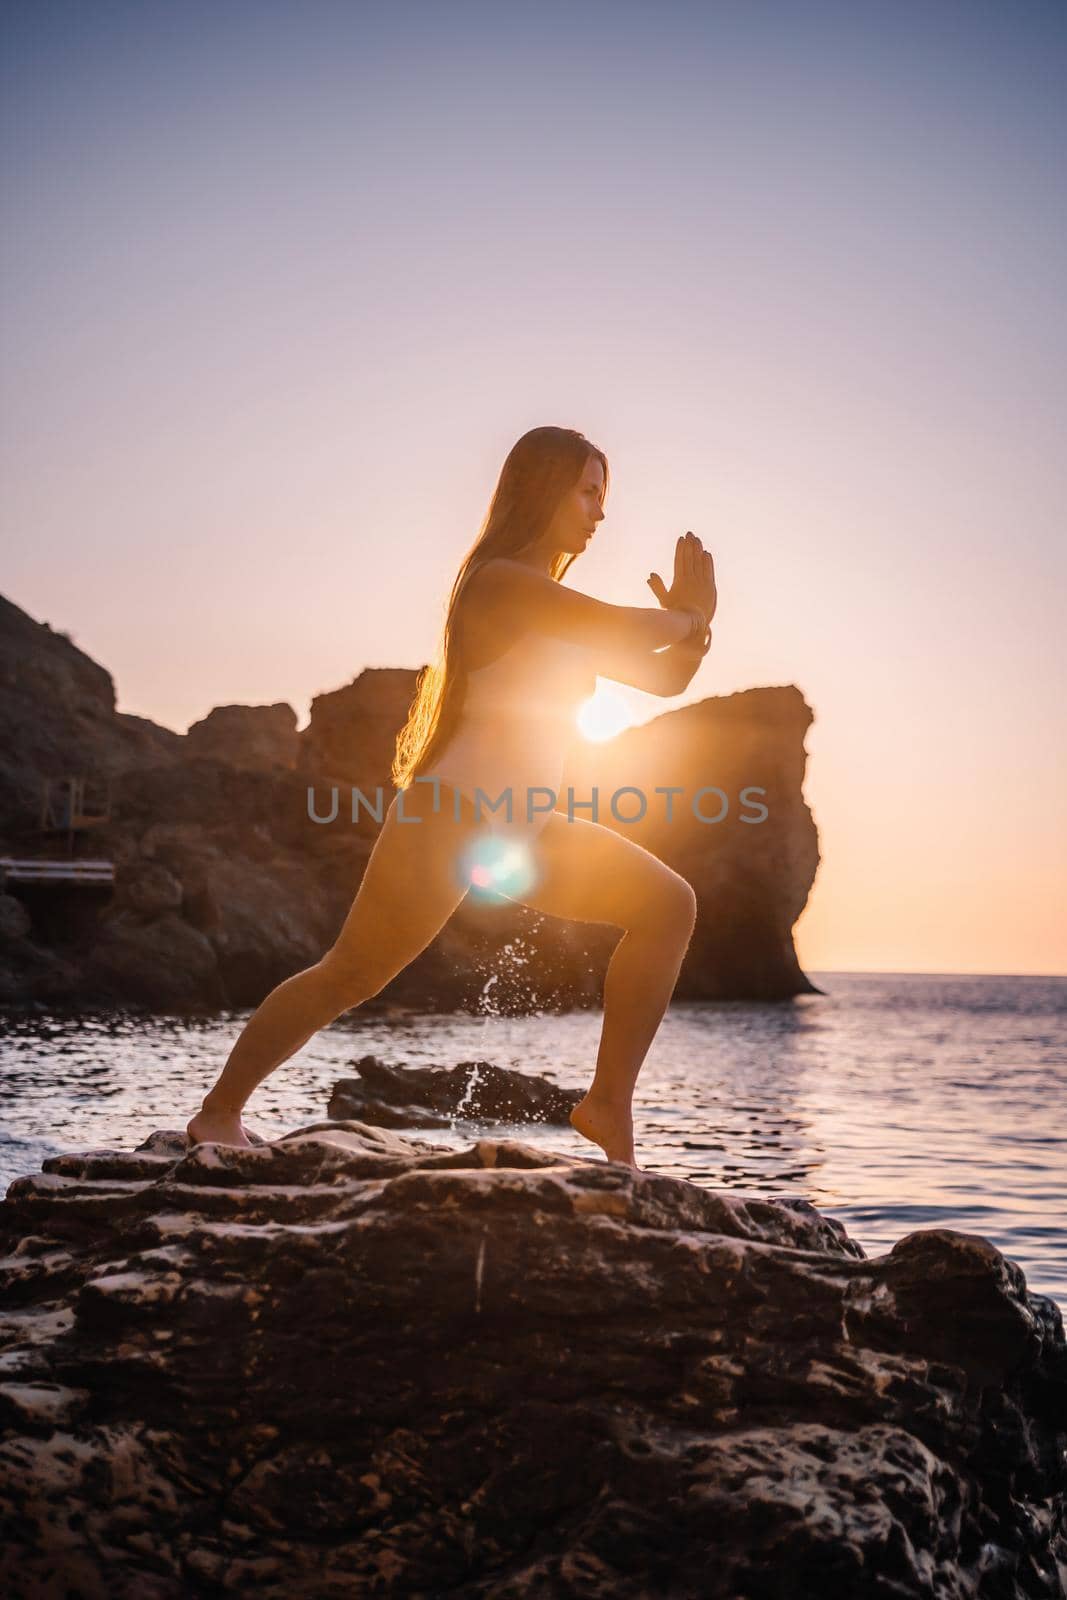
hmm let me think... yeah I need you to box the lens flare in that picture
[460,831,537,903]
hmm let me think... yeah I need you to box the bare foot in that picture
[186,1105,254,1149]
[569,1094,640,1168]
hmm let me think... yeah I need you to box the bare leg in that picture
[569,918,694,1166]
[515,812,698,1169]
[187,784,478,1148]
[186,958,355,1147]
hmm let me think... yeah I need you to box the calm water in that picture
[1,973,1064,1308]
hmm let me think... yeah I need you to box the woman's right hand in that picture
[648,531,717,624]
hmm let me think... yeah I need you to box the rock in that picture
[151,848,333,1007]
[0,893,32,943]
[83,910,226,1009]
[112,859,183,918]
[1,1125,1063,1598]
[185,703,300,772]
[327,1055,582,1127]
[0,940,82,1007]
[298,667,418,789]
[0,593,183,838]
[564,684,821,999]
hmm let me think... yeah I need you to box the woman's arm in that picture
[465,558,703,655]
[589,631,711,697]
[662,633,712,693]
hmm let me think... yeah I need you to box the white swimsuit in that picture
[429,631,596,836]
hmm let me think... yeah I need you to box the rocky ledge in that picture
[1,1124,1064,1598]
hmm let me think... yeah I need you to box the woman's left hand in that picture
[648,531,716,624]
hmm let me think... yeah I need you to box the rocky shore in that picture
[1,591,820,1010]
[1,1121,1064,1597]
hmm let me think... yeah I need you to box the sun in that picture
[576,681,632,742]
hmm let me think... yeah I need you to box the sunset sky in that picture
[2,0,1065,977]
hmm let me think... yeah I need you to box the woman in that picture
[187,426,717,1168]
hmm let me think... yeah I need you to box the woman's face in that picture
[548,453,606,555]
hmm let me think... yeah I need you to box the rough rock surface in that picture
[1,590,820,1010]
[0,595,185,841]
[185,703,300,772]
[327,1055,582,1129]
[1,1124,1064,1598]
[298,668,420,789]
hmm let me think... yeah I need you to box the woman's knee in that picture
[315,945,389,1011]
[644,874,698,942]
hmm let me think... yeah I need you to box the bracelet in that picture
[682,611,713,654]
[679,606,708,643]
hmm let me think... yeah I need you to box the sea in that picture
[1,972,1064,1310]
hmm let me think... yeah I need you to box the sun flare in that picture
[576,682,632,742]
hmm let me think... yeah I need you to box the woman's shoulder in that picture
[461,556,549,600]
[456,558,606,672]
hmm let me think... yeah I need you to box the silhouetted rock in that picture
[186,702,300,771]
[327,1054,582,1127]
[0,594,182,839]
[564,684,821,999]
[1,1125,1063,1597]
[298,667,419,788]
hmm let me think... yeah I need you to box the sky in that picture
[2,0,1065,977]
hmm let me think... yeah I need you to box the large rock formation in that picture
[0,594,183,837]
[563,684,819,999]
[298,668,419,788]
[1,1124,1063,1597]
[0,591,820,1010]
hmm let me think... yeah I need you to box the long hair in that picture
[391,426,610,791]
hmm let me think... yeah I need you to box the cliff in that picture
[0,591,820,1010]
[1,1124,1064,1597]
